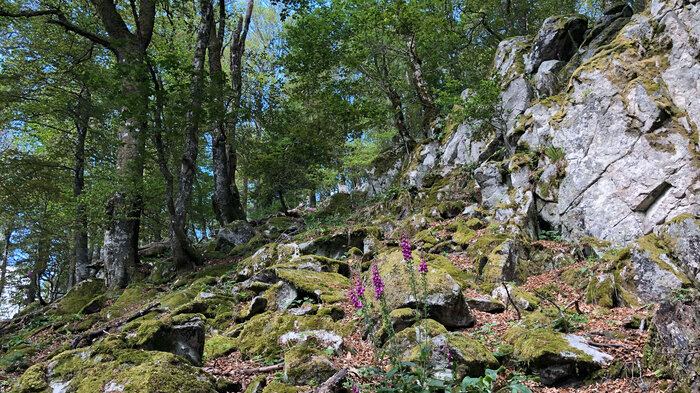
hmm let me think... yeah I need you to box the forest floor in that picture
[0,224,670,393]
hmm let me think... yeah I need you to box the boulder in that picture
[56,279,106,315]
[368,250,474,328]
[283,347,338,386]
[505,329,613,385]
[300,227,380,260]
[491,284,539,311]
[615,234,691,303]
[525,15,588,73]
[473,162,509,210]
[13,349,216,393]
[654,215,700,283]
[125,315,206,366]
[216,220,256,253]
[236,313,340,360]
[235,243,300,281]
[647,291,700,391]
[466,298,506,314]
[393,320,498,381]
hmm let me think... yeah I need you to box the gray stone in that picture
[648,292,700,391]
[215,220,255,252]
[466,297,506,313]
[474,162,509,209]
[534,60,566,96]
[525,15,588,73]
[278,330,344,352]
[655,215,700,283]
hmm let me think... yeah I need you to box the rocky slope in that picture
[1,0,699,392]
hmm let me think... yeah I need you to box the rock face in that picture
[648,292,700,391]
[525,15,588,73]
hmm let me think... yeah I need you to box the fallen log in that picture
[315,368,348,393]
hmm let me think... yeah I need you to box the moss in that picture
[317,305,345,321]
[203,336,237,362]
[56,279,106,315]
[158,283,200,310]
[508,328,591,367]
[466,234,508,260]
[236,313,339,360]
[13,363,47,393]
[394,319,448,345]
[560,266,592,290]
[262,382,300,393]
[585,274,617,308]
[453,226,477,247]
[414,229,439,245]
[230,233,268,258]
[615,234,692,286]
[193,263,234,280]
[320,193,352,217]
[440,333,500,377]
[103,284,159,319]
[275,268,349,303]
[274,255,350,277]
[244,375,267,393]
[437,200,465,218]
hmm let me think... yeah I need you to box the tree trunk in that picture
[209,0,246,224]
[406,35,437,133]
[72,88,90,287]
[0,228,11,302]
[278,190,289,214]
[91,0,156,290]
[226,0,254,220]
[309,191,316,208]
[170,0,211,269]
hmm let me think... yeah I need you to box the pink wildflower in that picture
[401,232,412,262]
[372,264,384,299]
[419,253,428,274]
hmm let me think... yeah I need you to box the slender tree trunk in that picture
[226,0,254,220]
[406,35,437,133]
[0,228,11,302]
[170,0,211,269]
[309,191,316,208]
[209,0,246,224]
[152,0,210,270]
[242,174,248,212]
[72,89,90,287]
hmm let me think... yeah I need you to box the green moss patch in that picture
[203,336,237,362]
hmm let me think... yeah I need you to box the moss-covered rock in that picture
[283,347,337,386]
[505,328,613,385]
[12,363,47,393]
[103,284,160,319]
[261,382,300,393]
[236,313,339,360]
[585,273,623,308]
[274,268,349,304]
[274,254,350,277]
[368,250,474,328]
[437,201,465,219]
[203,335,237,362]
[320,192,351,217]
[613,233,691,303]
[12,349,216,393]
[55,279,106,315]
[243,375,267,393]
[491,284,540,311]
[414,229,439,246]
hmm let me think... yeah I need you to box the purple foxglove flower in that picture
[372,264,384,299]
[401,232,413,262]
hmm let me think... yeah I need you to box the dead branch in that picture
[315,368,348,393]
[204,363,283,376]
[587,341,626,348]
[502,282,521,320]
[70,302,160,349]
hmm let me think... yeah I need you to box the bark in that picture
[72,88,90,287]
[209,0,245,224]
[406,35,437,133]
[91,0,156,290]
[226,0,254,219]
[309,191,317,208]
[152,0,211,270]
[0,228,11,302]
[0,0,155,291]
[278,190,289,214]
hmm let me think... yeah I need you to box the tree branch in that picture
[0,7,115,52]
